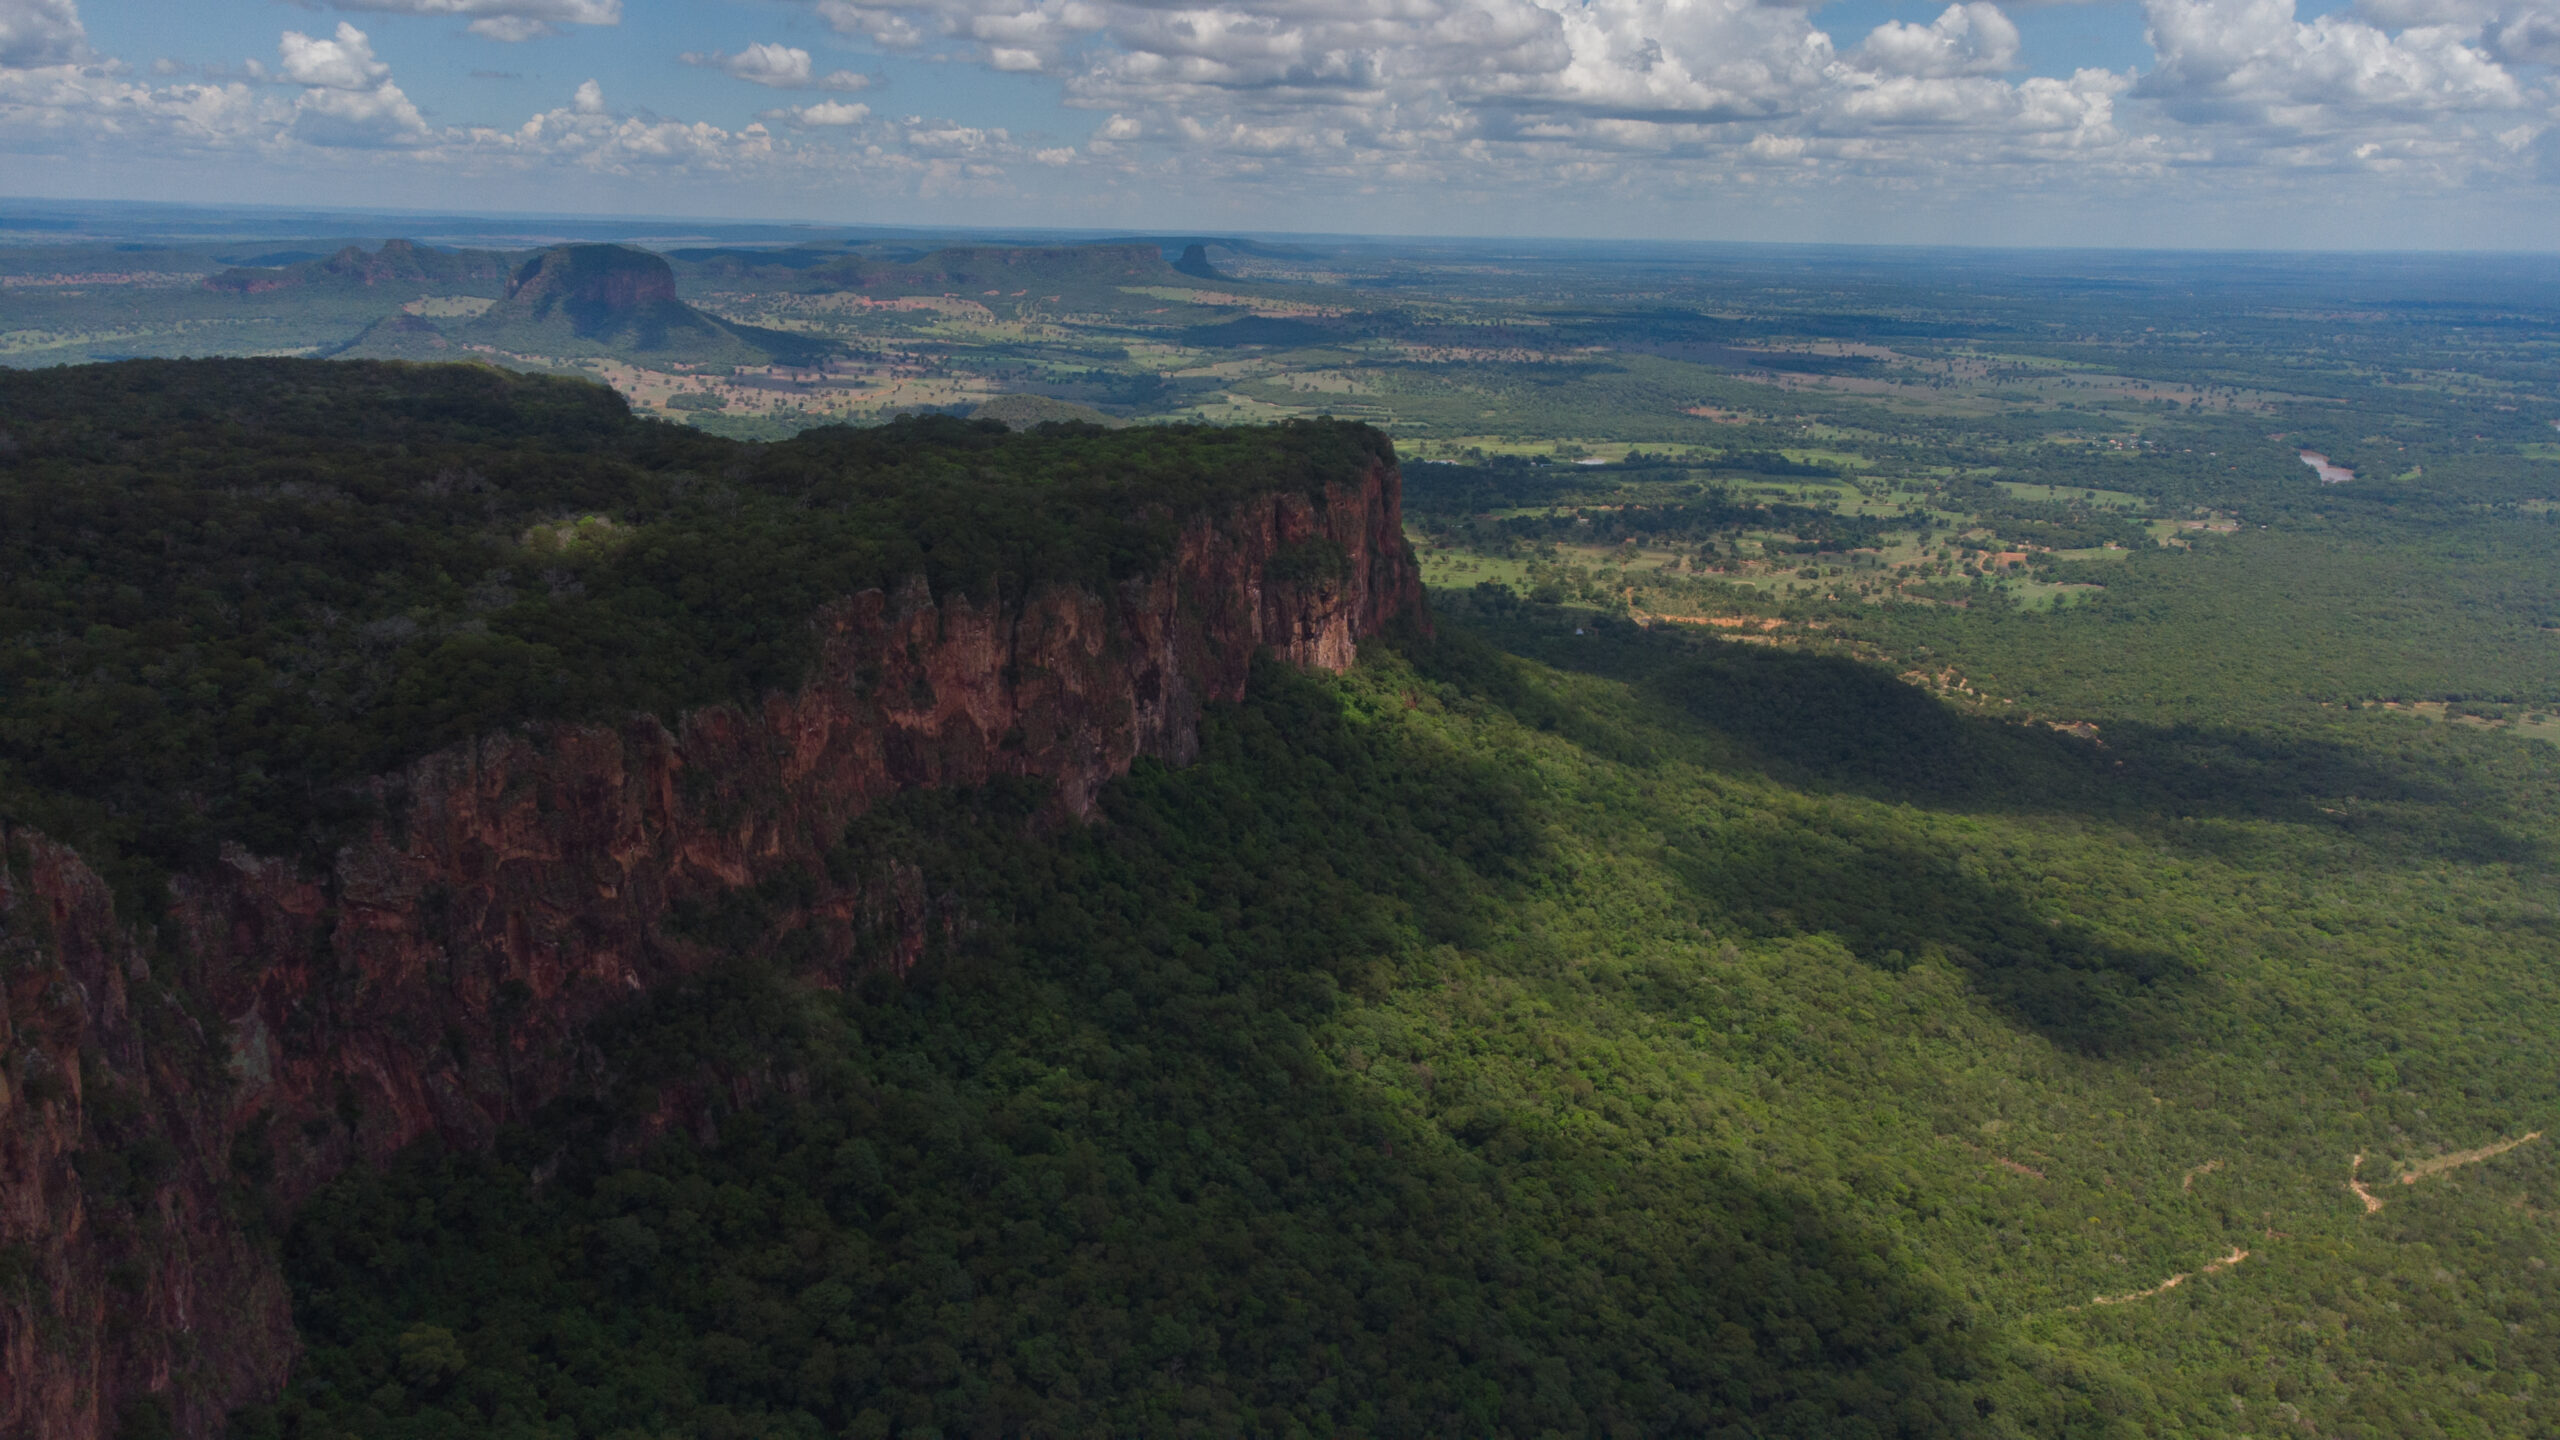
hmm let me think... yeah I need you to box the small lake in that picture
[2299,450,2354,484]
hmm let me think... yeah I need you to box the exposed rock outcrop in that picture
[0,460,1422,1437]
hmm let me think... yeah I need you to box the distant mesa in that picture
[205,238,511,294]
[318,241,833,368]
[470,243,834,365]
[489,243,693,340]
[1173,243,1226,281]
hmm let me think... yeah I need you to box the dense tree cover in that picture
[1405,461,1912,562]
[0,359,1388,903]
[243,659,2014,1440]
[1861,515,2560,723]
[243,612,2560,1439]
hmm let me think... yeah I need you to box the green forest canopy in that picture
[0,359,1388,898]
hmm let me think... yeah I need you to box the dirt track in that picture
[2400,1131,2541,1185]
[2091,1247,2251,1306]
[2348,1153,2386,1214]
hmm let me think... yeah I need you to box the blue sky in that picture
[2,0,2554,247]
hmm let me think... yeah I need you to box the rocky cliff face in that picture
[0,461,1422,1438]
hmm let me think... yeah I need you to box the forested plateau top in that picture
[0,358,1421,1437]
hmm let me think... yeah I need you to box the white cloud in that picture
[278,23,389,90]
[292,74,429,146]
[468,17,553,41]
[275,24,427,146]
[770,98,871,125]
[2354,0,2560,62]
[0,64,279,152]
[683,42,870,91]
[2141,0,2522,131]
[1854,3,2022,78]
[313,0,622,42]
[905,120,1008,154]
[0,0,87,69]
[572,76,604,113]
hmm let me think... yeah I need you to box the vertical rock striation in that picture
[0,459,1422,1438]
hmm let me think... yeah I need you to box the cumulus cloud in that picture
[768,98,871,125]
[313,0,622,42]
[278,23,390,90]
[1854,4,2022,77]
[683,42,870,91]
[0,65,272,153]
[2354,0,2560,63]
[291,73,429,146]
[458,77,728,168]
[277,24,427,146]
[0,0,87,69]
[2141,0,2521,126]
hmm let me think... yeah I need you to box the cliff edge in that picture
[0,451,1423,1437]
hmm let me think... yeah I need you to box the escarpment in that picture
[0,456,1423,1438]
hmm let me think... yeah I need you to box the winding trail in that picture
[2091,1247,2251,1306]
[2345,1132,2540,1216]
[2400,1131,2541,1186]
[2348,1153,2386,1214]
[2062,1132,2543,1317]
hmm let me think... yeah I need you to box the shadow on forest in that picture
[1438,603,2541,870]
[1657,814,2205,1055]
[259,658,2085,1440]
[1393,607,2546,1056]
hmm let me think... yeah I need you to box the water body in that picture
[2299,450,2354,484]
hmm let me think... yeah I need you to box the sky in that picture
[0,0,2554,248]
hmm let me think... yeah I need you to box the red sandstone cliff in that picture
[0,460,1422,1438]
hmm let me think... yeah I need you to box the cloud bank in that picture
[0,0,2549,233]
